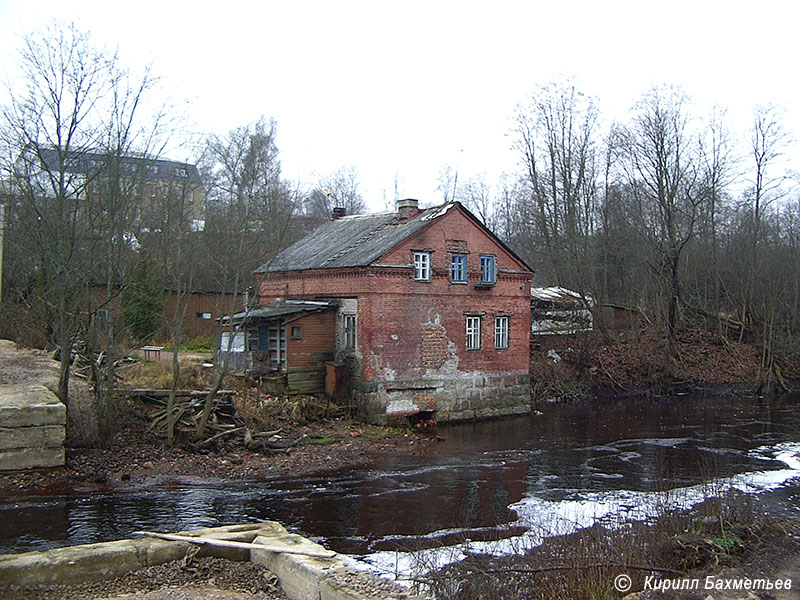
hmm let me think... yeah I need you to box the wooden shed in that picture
[217,301,337,393]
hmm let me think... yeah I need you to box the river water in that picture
[2,394,799,578]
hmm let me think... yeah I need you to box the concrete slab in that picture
[0,524,264,587]
[250,522,424,600]
[1,522,426,599]
[0,424,65,450]
[0,446,65,470]
[0,384,66,428]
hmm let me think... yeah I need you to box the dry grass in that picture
[120,359,217,390]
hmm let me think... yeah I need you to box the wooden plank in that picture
[116,389,236,398]
[135,531,336,558]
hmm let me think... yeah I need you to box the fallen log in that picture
[135,530,336,558]
[265,433,307,450]
[192,426,245,448]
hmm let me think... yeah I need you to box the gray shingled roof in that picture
[256,203,457,273]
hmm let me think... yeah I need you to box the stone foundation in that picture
[352,373,531,424]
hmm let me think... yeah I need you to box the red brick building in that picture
[252,199,534,424]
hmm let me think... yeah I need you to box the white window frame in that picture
[466,316,481,350]
[480,255,496,284]
[413,251,431,281]
[343,314,357,350]
[494,316,509,349]
[220,330,245,353]
[450,253,467,283]
[92,308,108,330]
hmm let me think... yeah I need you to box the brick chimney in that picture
[396,198,419,219]
[331,206,346,220]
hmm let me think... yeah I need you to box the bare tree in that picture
[194,117,299,440]
[512,79,601,305]
[616,86,705,358]
[436,165,459,203]
[739,105,792,339]
[461,175,497,229]
[146,177,203,447]
[1,22,181,444]
[1,24,108,408]
[304,166,365,218]
[686,106,736,332]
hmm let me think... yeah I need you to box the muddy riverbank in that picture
[0,394,435,497]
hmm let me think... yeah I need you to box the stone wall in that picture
[352,372,531,425]
[0,384,66,470]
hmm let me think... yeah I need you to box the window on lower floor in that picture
[494,316,509,349]
[466,316,481,350]
[291,325,303,339]
[343,314,356,349]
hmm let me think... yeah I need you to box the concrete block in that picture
[509,385,527,398]
[0,523,275,587]
[0,385,66,428]
[0,425,65,450]
[0,538,189,586]
[251,523,424,600]
[251,530,347,600]
[0,446,64,470]
[467,388,482,406]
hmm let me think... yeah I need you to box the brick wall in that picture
[258,206,533,423]
[286,310,336,370]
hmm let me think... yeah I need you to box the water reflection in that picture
[1,394,798,556]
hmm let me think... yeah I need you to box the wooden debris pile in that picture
[232,388,346,428]
[134,391,237,437]
[128,387,341,453]
[60,340,135,383]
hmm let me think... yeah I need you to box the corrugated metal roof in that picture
[256,203,457,273]
[531,287,594,307]
[223,301,336,323]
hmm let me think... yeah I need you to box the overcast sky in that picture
[0,0,797,211]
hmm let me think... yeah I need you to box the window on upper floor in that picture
[450,253,467,283]
[413,251,431,281]
[480,255,496,285]
[466,316,481,350]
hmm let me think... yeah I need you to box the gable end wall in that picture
[258,206,532,423]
